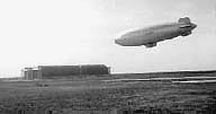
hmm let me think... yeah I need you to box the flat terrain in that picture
[0,71,216,114]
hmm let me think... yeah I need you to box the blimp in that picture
[115,17,197,48]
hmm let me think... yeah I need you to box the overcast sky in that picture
[0,0,215,77]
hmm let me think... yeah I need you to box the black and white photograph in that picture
[0,0,215,114]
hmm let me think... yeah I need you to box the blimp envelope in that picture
[115,17,197,48]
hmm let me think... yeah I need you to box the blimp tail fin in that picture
[178,17,191,24]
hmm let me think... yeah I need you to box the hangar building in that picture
[22,64,110,80]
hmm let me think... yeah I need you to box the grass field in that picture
[0,71,216,114]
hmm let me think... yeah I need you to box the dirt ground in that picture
[0,71,216,114]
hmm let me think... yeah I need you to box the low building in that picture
[22,64,110,80]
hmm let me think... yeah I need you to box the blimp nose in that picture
[115,38,126,46]
[115,38,121,45]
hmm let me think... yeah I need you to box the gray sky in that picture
[0,0,215,77]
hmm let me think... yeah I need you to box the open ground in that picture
[0,71,216,114]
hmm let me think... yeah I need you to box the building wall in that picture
[22,64,110,80]
[81,65,110,75]
[39,64,110,79]
[38,66,80,78]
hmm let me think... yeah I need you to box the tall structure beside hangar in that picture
[21,67,42,80]
[22,64,110,80]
